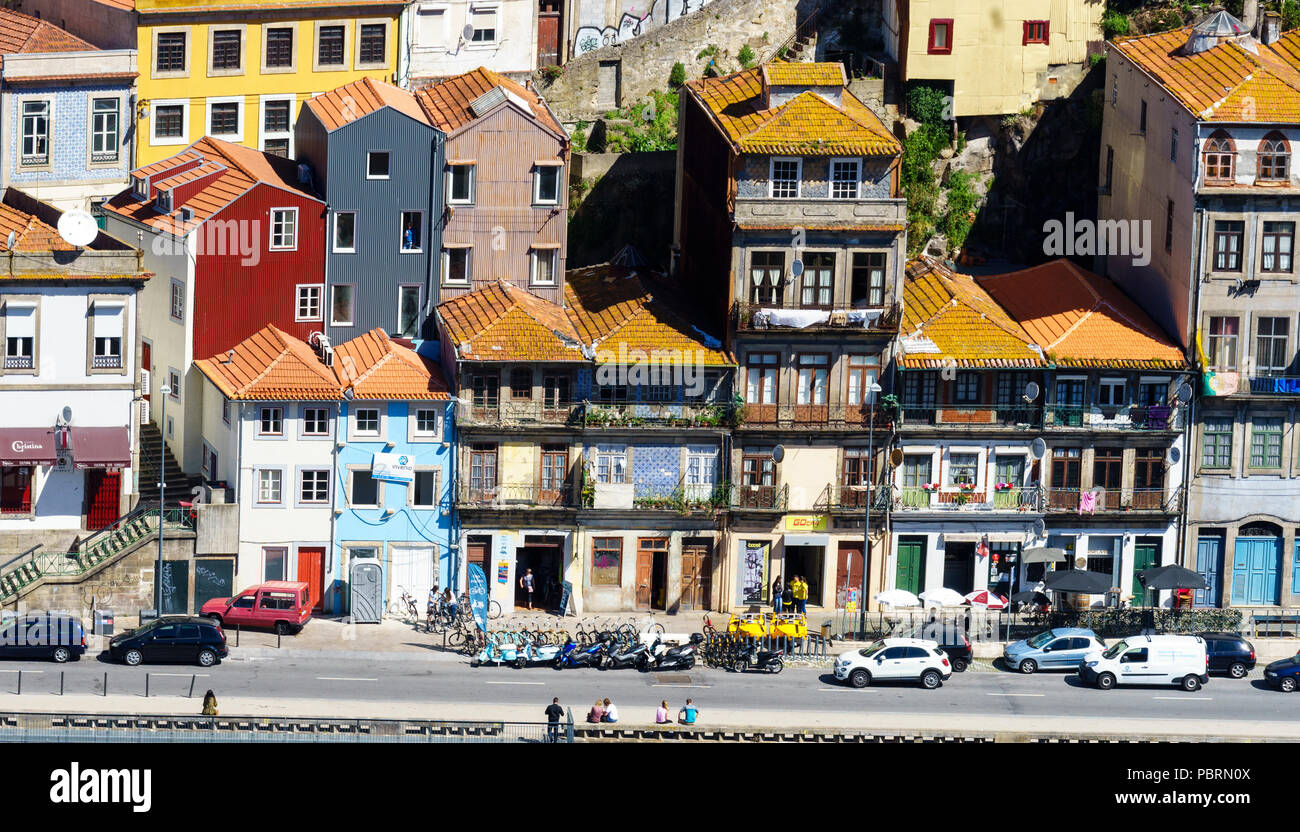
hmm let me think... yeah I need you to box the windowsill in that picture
[152,137,190,147]
[151,72,190,80]
[270,246,298,252]
[400,249,423,255]
[355,62,389,71]
[207,67,246,77]
[261,65,297,74]
[312,63,350,73]
[449,200,475,207]
[366,176,391,181]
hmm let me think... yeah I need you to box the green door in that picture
[1132,542,1159,604]
[896,537,926,595]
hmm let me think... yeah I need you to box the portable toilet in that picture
[349,558,384,624]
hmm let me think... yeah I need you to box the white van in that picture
[1079,634,1209,691]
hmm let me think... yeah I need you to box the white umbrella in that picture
[964,589,1009,609]
[875,589,921,608]
[919,587,966,607]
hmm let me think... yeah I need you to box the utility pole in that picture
[859,381,883,639]
[156,384,170,613]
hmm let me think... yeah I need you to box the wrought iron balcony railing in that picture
[891,485,1043,512]
[458,482,575,508]
[729,482,789,510]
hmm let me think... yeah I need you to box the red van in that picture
[201,581,312,634]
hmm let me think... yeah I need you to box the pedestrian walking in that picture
[678,698,698,725]
[781,581,794,613]
[587,699,605,723]
[520,568,536,610]
[793,576,808,615]
[655,699,670,724]
[772,574,784,613]
[201,690,218,716]
[601,697,619,723]
[544,697,564,743]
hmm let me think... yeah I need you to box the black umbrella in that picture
[1042,569,1112,594]
[1011,590,1049,604]
[1137,565,1208,591]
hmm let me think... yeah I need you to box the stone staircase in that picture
[137,421,201,508]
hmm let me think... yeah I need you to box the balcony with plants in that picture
[893,482,1044,513]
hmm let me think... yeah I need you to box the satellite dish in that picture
[1023,381,1040,403]
[462,24,475,40]
[1032,518,1046,538]
[1030,437,1046,459]
[889,448,904,468]
[771,445,785,464]
[57,210,98,247]
[342,387,355,401]
[1168,447,1181,465]
[5,231,14,250]
[62,406,72,423]
[790,259,804,278]
[1175,382,1194,404]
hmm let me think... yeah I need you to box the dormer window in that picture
[132,176,149,200]
[1203,132,1235,182]
[156,190,173,213]
[1258,132,1290,182]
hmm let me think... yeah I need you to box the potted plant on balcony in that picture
[729,394,747,427]
[581,461,596,508]
[954,481,976,506]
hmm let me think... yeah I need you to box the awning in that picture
[69,427,130,469]
[0,428,56,466]
[941,533,1027,543]
[784,534,829,547]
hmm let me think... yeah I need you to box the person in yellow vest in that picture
[792,576,809,615]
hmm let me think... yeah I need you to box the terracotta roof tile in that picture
[415,67,562,135]
[141,0,400,13]
[761,62,845,87]
[306,76,430,132]
[0,203,73,251]
[438,281,585,363]
[901,258,1041,369]
[0,8,97,55]
[334,328,449,400]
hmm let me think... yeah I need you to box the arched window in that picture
[1239,521,1282,538]
[1203,131,1235,181]
[1258,132,1291,181]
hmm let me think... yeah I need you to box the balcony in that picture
[1044,404,1183,432]
[817,484,890,512]
[583,400,735,429]
[456,399,581,429]
[730,482,789,511]
[892,485,1043,513]
[92,354,123,370]
[734,300,901,333]
[458,482,575,509]
[1044,485,1183,514]
[3,356,33,370]
[899,404,1042,430]
[630,479,730,513]
[733,195,907,231]
[738,403,894,431]
[1246,375,1300,396]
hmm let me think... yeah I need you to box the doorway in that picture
[1131,539,1160,604]
[636,537,668,610]
[783,545,824,604]
[296,546,326,612]
[1231,527,1281,606]
[515,538,562,610]
[896,536,926,594]
[538,0,561,66]
[836,541,865,607]
[1194,533,1224,607]
[943,542,975,594]
[680,540,712,610]
[84,469,121,530]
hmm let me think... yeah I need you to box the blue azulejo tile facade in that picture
[4,84,132,191]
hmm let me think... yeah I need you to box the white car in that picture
[1079,634,1209,691]
[834,638,953,689]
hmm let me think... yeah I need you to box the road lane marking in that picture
[651,684,712,688]
[484,681,545,686]
[1153,696,1212,700]
[315,676,378,682]
[986,692,1044,697]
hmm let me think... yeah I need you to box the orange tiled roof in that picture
[0,8,97,54]
[761,62,845,88]
[195,325,342,401]
[901,258,1041,369]
[139,0,401,13]
[1112,26,1300,122]
[334,328,449,400]
[306,76,430,132]
[0,203,74,251]
[686,65,900,156]
[416,67,563,136]
[105,137,320,235]
[437,281,586,363]
[975,260,1188,370]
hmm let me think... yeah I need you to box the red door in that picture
[141,341,152,403]
[538,1,561,65]
[85,469,121,530]
[296,547,326,612]
[836,542,865,607]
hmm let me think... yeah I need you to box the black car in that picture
[0,613,86,663]
[904,625,973,672]
[108,616,228,667]
[1197,632,1256,678]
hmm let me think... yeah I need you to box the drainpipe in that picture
[447,397,458,592]
[327,400,339,613]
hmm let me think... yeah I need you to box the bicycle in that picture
[391,588,420,623]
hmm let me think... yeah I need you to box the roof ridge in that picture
[505,284,581,346]
[240,328,296,395]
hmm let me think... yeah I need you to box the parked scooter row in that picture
[472,629,704,672]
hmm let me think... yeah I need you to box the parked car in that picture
[1079,634,1209,691]
[201,580,312,635]
[903,624,973,672]
[108,616,228,667]
[834,638,952,689]
[1264,655,1300,691]
[1198,632,1256,678]
[1003,628,1105,673]
[0,613,86,663]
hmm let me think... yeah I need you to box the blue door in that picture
[1194,536,1223,607]
[1231,536,1281,605]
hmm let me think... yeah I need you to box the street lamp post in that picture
[859,381,883,639]
[156,384,170,613]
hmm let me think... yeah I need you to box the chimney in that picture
[1261,10,1282,45]
[1242,0,1259,33]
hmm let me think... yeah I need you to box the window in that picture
[1170,128,1178,164]
[299,470,329,504]
[902,455,932,488]
[686,450,717,485]
[469,444,497,494]
[1207,316,1238,369]
[749,251,784,305]
[1258,133,1290,181]
[209,101,240,136]
[168,370,181,401]
[444,247,470,284]
[354,407,380,435]
[398,285,421,339]
[954,371,979,404]
[796,354,828,405]
[211,29,242,71]
[1055,378,1085,407]
[170,280,185,322]
[596,447,627,484]
[850,252,886,307]
[994,455,1024,486]
[261,98,292,157]
[317,24,346,67]
[928,18,953,54]
[270,208,297,250]
[591,538,622,586]
[3,302,35,371]
[265,26,294,68]
[1261,221,1295,273]
[91,301,124,370]
[257,469,282,504]
[1213,220,1243,271]
[746,353,777,405]
[1165,200,1174,253]
[1136,381,1165,406]
[1051,447,1082,490]
[741,450,776,486]
[154,103,185,140]
[448,164,475,203]
[1098,377,1126,407]
[417,7,445,46]
[333,212,356,253]
[20,101,49,165]
[948,453,978,486]
[351,470,379,506]
[470,6,497,42]
[846,354,879,406]
[1139,100,1147,134]
[155,31,187,73]
[534,165,561,204]
[830,158,860,199]
[91,98,120,163]
[221,398,231,426]
[800,252,834,306]
[1023,20,1048,44]
[1093,447,1123,490]
[510,368,532,399]
[543,375,570,410]
[531,249,557,286]
[259,407,283,435]
[0,467,32,514]
[1203,133,1235,181]
[769,158,800,199]
[471,374,499,408]
[330,284,355,326]
[1201,416,1233,469]
[903,371,937,409]
[1103,145,1114,193]
[302,407,328,436]
[413,407,440,437]
[367,151,390,179]
[400,212,423,252]
[358,23,387,65]
[841,447,869,488]
[1112,79,1118,107]
[413,470,438,507]
[1256,317,1291,376]
[1250,418,1283,468]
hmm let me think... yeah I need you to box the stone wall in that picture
[568,151,677,267]
[537,0,811,123]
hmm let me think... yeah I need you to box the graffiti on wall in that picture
[572,0,718,57]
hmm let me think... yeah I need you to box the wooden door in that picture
[895,537,925,595]
[1194,535,1223,608]
[836,542,864,607]
[141,341,152,402]
[468,539,489,579]
[297,546,326,612]
[681,544,712,610]
[540,446,568,505]
[1131,542,1158,603]
[85,469,121,530]
[538,0,561,66]
[636,548,654,608]
[1231,536,1281,605]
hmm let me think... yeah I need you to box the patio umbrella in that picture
[1011,591,1049,604]
[964,590,1008,609]
[1042,569,1112,594]
[875,589,921,607]
[1021,547,1067,564]
[1137,565,1208,591]
[919,588,966,607]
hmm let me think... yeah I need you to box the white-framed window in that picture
[259,406,284,436]
[90,97,121,164]
[354,407,381,436]
[169,279,185,322]
[296,284,323,322]
[334,212,357,253]
[259,95,294,157]
[398,285,421,339]
[830,158,860,199]
[89,299,125,371]
[168,369,181,401]
[685,450,717,485]
[367,150,390,179]
[1098,377,1126,407]
[151,99,189,146]
[531,248,557,286]
[411,406,441,441]
[769,157,801,199]
[19,99,50,167]
[796,354,828,404]
[443,246,471,284]
[330,284,355,326]
[467,4,500,45]
[298,469,330,504]
[412,469,439,507]
[270,208,298,250]
[448,163,475,203]
[263,547,287,580]
[2,300,37,373]
[400,211,424,252]
[349,469,380,507]
[256,468,283,504]
[595,447,627,483]
[301,406,329,437]
[155,189,174,214]
[207,97,243,139]
[416,5,447,48]
[534,164,561,205]
[262,23,296,72]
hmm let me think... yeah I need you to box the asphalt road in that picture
[0,651,1294,726]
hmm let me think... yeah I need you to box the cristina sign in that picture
[372,452,414,485]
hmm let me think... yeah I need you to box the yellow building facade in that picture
[135,0,403,165]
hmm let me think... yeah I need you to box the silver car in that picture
[1003,628,1105,674]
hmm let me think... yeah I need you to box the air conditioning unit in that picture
[139,368,151,396]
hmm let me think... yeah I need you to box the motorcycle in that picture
[639,633,703,672]
[733,643,784,674]
[514,637,565,668]
[471,633,518,667]
[600,637,650,670]
[554,635,611,669]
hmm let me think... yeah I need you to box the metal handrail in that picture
[457,482,575,508]
[732,300,901,332]
[730,482,789,510]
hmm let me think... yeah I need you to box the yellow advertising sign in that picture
[784,514,828,532]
